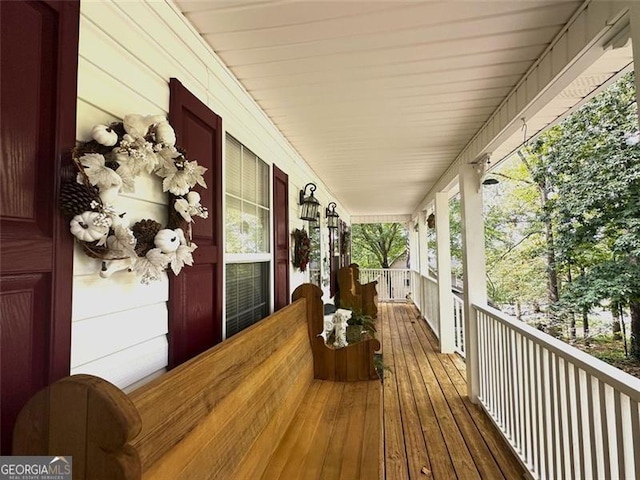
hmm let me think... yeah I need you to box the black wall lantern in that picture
[299,182,320,221]
[326,202,339,229]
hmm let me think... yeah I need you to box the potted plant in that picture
[346,308,376,344]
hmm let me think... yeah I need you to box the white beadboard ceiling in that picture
[174,0,587,218]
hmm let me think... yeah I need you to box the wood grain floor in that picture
[380,302,527,480]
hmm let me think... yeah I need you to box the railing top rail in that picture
[424,275,438,285]
[474,304,640,400]
[360,268,411,272]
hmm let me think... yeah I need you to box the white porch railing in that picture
[424,275,439,336]
[475,304,640,480]
[360,268,411,302]
[453,294,465,358]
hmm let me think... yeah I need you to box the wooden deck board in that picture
[381,302,527,480]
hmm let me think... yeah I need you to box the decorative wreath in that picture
[292,228,311,272]
[59,114,209,284]
[340,229,351,256]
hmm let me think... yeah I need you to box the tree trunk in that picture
[612,302,622,340]
[567,265,576,341]
[583,308,590,344]
[515,300,522,320]
[630,300,640,360]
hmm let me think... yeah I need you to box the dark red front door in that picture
[0,0,79,454]
[168,79,223,368]
[273,165,290,310]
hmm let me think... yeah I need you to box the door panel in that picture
[273,165,289,310]
[168,78,223,368]
[0,0,79,454]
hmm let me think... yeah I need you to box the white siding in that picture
[72,0,348,389]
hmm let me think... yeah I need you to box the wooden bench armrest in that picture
[13,374,142,480]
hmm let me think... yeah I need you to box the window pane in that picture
[257,160,270,208]
[226,136,242,198]
[225,262,269,338]
[257,206,270,252]
[242,150,257,203]
[225,195,242,253]
[242,201,258,253]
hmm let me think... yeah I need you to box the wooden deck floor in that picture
[379,302,527,480]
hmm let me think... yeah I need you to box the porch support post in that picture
[418,210,429,314]
[459,161,488,403]
[435,192,454,353]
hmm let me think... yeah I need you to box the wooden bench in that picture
[337,263,378,318]
[12,284,382,480]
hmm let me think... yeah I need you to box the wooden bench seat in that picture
[13,284,381,480]
[261,380,381,479]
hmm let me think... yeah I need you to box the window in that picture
[225,135,271,337]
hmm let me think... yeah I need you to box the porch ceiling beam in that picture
[351,214,412,224]
[414,0,631,212]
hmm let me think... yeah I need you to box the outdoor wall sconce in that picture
[299,182,320,221]
[326,202,339,229]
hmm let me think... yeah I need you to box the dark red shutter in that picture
[168,79,223,368]
[273,165,290,310]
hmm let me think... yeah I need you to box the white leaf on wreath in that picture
[114,134,159,175]
[80,153,123,191]
[133,256,164,285]
[106,225,137,259]
[162,160,207,195]
[155,146,181,177]
[169,242,197,276]
[146,248,170,268]
[116,164,136,193]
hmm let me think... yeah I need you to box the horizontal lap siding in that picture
[73,0,347,389]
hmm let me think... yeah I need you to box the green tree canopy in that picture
[351,223,408,269]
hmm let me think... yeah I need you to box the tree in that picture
[351,223,408,269]
[527,72,640,357]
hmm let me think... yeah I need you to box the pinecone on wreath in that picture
[59,182,101,218]
[132,219,162,256]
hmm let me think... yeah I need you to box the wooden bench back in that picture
[129,298,314,479]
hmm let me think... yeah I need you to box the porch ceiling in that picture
[175,0,583,218]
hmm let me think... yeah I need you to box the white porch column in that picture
[435,192,454,353]
[418,210,429,314]
[459,161,488,403]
